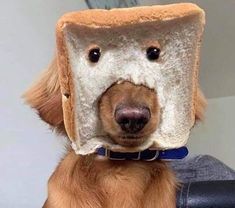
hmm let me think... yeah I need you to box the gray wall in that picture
[0,0,234,207]
[0,1,87,207]
[188,96,235,168]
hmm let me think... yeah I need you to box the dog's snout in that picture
[115,105,150,134]
[99,81,159,146]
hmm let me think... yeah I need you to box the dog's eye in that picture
[88,47,101,63]
[146,47,161,61]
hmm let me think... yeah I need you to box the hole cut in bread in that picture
[56,3,205,155]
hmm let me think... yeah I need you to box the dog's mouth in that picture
[110,133,150,147]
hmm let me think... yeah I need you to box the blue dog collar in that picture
[96,146,188,161]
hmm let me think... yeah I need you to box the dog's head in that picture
[23,4,206,154]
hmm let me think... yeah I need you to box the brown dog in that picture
[24,58,206,208]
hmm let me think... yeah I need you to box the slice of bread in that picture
[56,3,205,155]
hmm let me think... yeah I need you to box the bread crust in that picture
[57,3,205,28]
[55,3,205,143]
[56,28,77,141]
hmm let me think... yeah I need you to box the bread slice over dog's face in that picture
[56,3,205,155]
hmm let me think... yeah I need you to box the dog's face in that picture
[24,6,206,154]
[99,81,160,147]
[23,57,206,152]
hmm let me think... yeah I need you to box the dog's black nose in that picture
[115,105,150,134]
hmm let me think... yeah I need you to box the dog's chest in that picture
[95,161,154,207]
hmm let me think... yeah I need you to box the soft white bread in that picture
[56,3,205,154]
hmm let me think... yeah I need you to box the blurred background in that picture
[0,0,234,207]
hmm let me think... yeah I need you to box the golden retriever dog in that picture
[23,57,206,208]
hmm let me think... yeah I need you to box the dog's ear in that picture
[195,88,207,121]
[23,57,66,134]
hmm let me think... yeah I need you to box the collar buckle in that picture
[106,149,126,160]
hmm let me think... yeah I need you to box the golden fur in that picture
[43,152,176,208]
[23,57,206,208]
